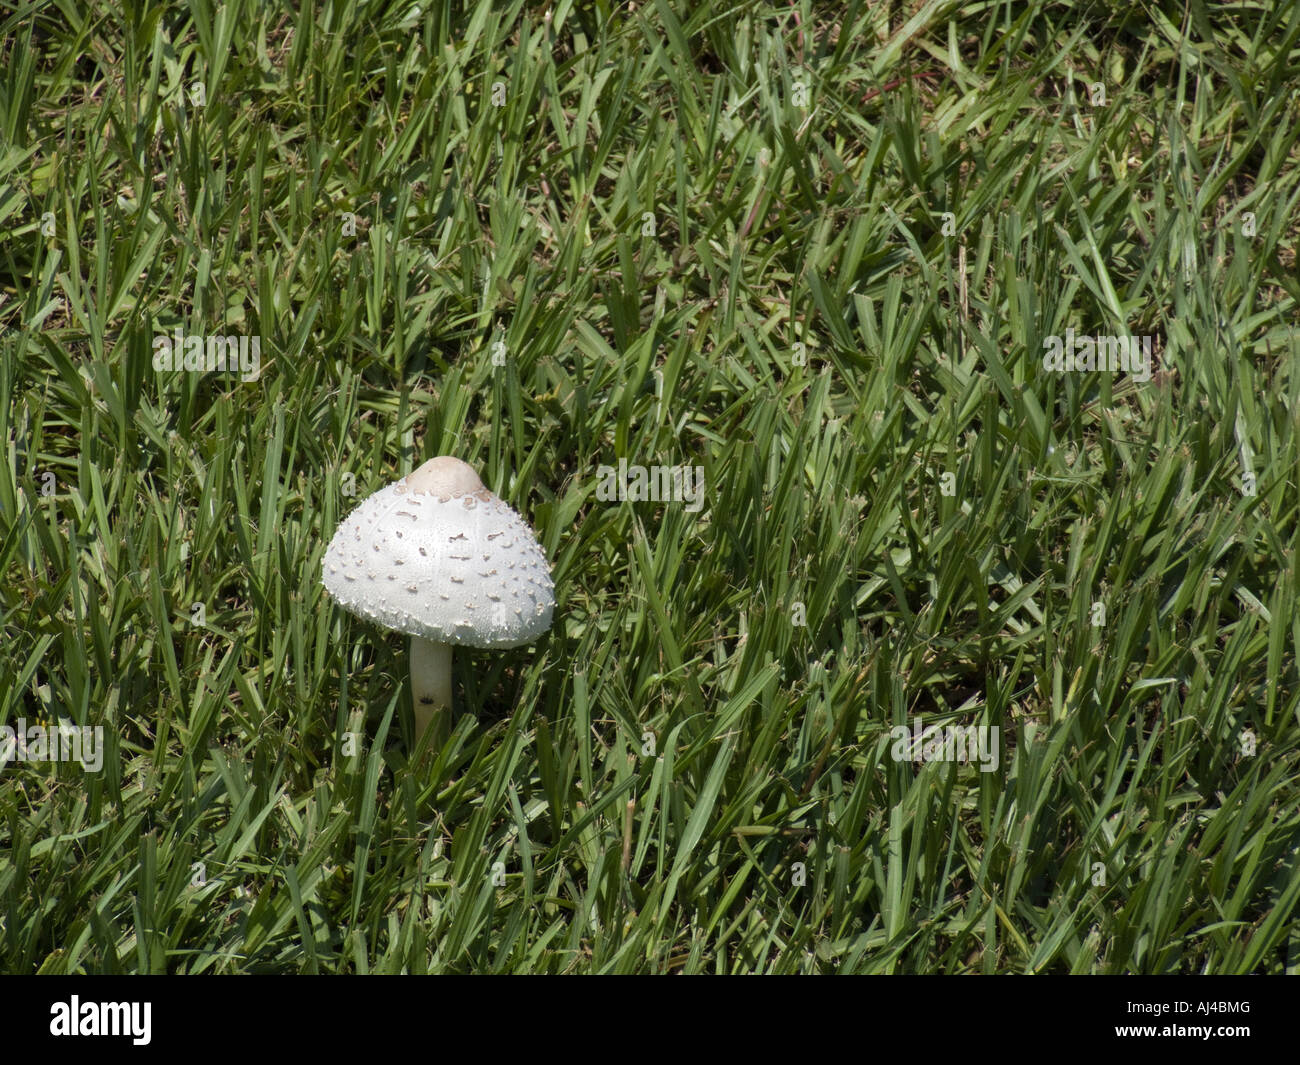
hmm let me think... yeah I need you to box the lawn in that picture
[1,0,1299,974]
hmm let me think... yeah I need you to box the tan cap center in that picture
[404,456,485,499]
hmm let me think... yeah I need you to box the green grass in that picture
[1,0,1299,973]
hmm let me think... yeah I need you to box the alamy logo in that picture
[1042,328,1153,382]
[50,997,151,1045]
[890,716,1000,772]
[152,328,261,382]
[595,459,706,512]
[0,718,104,773]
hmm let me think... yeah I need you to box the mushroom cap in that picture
[322,457,554,649]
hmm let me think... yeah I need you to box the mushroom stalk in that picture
[411,636,452,748]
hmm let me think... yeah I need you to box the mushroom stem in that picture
[410,636,452,749]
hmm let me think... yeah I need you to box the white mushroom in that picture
[321,456,555,747]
